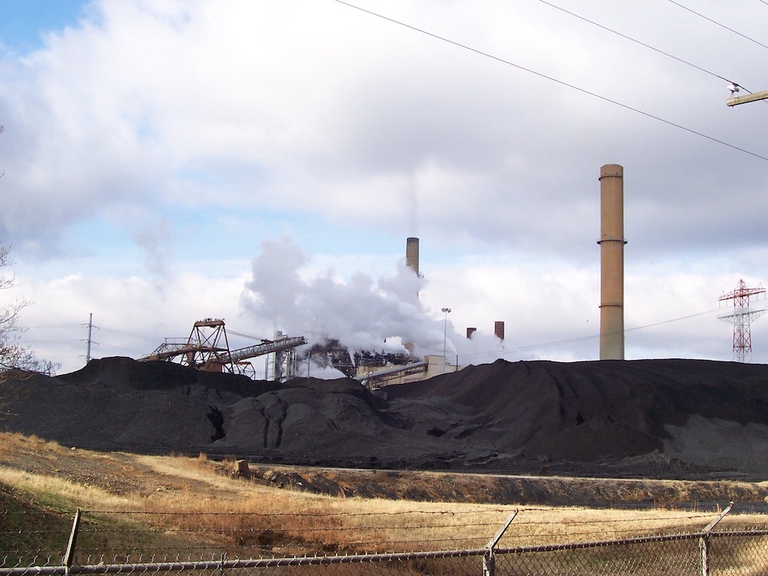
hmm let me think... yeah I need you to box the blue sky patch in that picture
[0,0,88,53]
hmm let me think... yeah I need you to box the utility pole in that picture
[726,87,768,107]
[87,313,93,363]
[81,313,97,364]
[441,307,451,373]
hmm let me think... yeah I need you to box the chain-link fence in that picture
[3,503,768,575]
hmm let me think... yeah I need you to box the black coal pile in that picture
[3,356,768,478]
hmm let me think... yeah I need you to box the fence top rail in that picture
[495,531,703,555]
[711,528,768,538]
[5,526,768,576]
[0,549,488,576]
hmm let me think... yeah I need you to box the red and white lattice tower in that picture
[718,279,767,362]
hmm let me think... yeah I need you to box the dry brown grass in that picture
[2,431,767,558]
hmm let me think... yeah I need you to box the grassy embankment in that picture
[1,432,766,564]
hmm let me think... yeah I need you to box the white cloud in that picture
[2,0,768,373]
[5,267,251,373]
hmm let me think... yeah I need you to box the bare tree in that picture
[0,130,56,409]
[0,245,56,387]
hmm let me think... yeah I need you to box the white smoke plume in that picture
[241,238,448,356]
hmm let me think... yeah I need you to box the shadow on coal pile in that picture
[3,356,768,480]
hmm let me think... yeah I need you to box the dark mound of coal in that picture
[384,358,768,473]
[2,357,282,452]
[3,356,768,478]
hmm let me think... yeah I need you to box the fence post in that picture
[483,510,518,576]
[482,550,494,576]
[699,502,733,576]
[63,509,81,576]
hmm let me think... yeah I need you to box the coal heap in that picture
[3,356,768,478]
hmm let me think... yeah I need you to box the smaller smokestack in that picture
[406,237,419,276]
[466,327,477,339]
[494,321,505,341]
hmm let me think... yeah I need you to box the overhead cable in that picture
[540,1,766,106]
[668,0,768,51]
[334,1,768,163]
[459,308,722,360]
[625,307,722,333]
[227,328,267,341]
[537,0,751,92]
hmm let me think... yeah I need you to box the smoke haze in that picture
[241,238,449,357]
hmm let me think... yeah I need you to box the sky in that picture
[1,0,767,376]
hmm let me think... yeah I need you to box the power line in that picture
[668,0,768,51]
[459,308,722,360]
[333,1,768,163]
[227,327,267,341]
[537,0,751,92]
[625,308,722,333]
[98,325,160,341]
[26,322,158,343]
[538,1,767,107]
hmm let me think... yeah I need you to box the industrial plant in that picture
[141,236,472,388]
[139,162,763,384]
[139,163,625,384]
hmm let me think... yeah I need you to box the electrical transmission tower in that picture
[81,313,98,364]
[718,279,767,362]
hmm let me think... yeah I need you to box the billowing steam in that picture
[241,238,446,357]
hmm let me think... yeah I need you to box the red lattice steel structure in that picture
[718,279,767,362]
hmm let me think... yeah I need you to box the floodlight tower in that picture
[718,279,767,362]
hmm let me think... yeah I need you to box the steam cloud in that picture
[241,238,450,356]
[241,237,511,369]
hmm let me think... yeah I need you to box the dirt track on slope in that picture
[2,433,768,509]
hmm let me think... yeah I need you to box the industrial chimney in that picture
[466,327,477,339]
[494,321,505,341]
[598,164,627,360]
[406,237,420,276]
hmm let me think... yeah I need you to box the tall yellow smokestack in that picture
[406,237,420,276]
[598,164,626,360]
